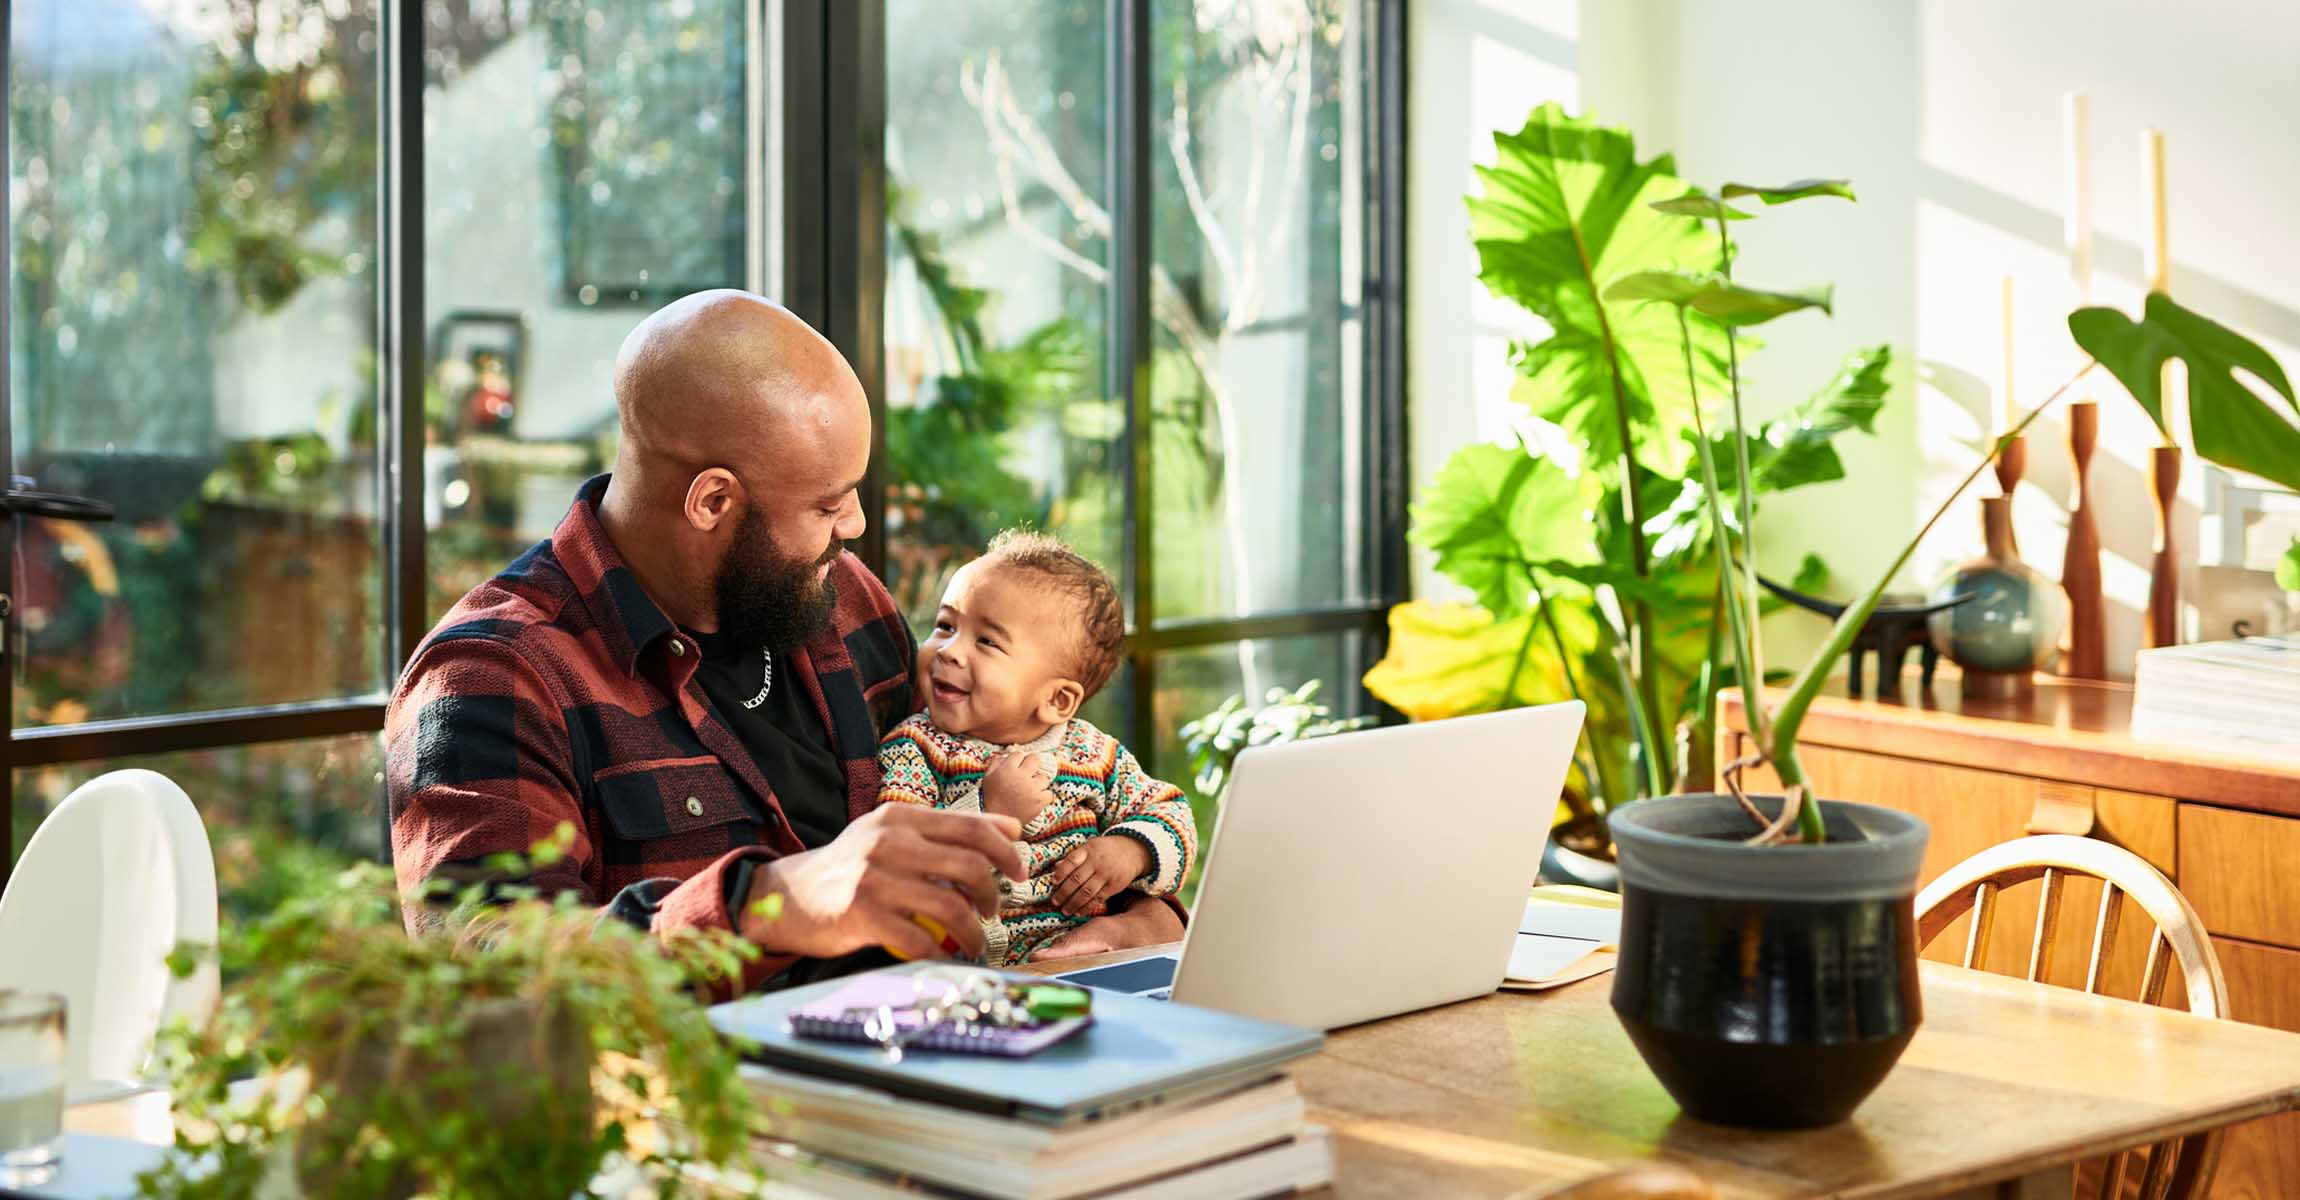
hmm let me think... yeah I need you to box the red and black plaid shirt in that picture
[386,475,919,994]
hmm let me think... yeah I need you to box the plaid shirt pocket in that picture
[594,758,764,868]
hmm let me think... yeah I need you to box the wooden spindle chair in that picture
[1914,834,2230,1200]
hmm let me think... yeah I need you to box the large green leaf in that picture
[1602,268,1834,328]
[2069,293,2300,492]
[1647,345,1893,561]
[1410,443,1598,618]
[1649,187,1753,221]
[1470,104,1730,475]
[1720,179,1856,206]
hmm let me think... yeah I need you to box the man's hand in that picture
[1046,835,1152,916]
[980,751,1056,824]
[741,805,1025,961]
[1031,892,1185,961]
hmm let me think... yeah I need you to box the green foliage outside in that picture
[143,828,764,1198]
[2279,539,2300,595]
[1363,104,1889,824]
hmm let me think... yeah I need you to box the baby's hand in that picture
[981,751,1056,824]
[1048,836,1152,916]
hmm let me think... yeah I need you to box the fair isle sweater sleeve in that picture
[1101,742,1197,896]
[877,713,948,808]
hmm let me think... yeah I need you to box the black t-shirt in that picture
[687,627,850,851]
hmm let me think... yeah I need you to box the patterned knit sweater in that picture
[877,713,1197,965]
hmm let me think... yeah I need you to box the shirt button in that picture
[685,796,705,817]
[669,638,686,656]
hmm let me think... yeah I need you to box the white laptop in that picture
[1057,701,1585,1030]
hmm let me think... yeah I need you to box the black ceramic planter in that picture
[1608,793,1929,1129]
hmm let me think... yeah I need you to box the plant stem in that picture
[1770,359,2098,841]
[1535,585,1607,819]
[1598,613,1667,800]
[1677,307,1768,788]
[1573,221,1670,791]
[1714,217,1768,743]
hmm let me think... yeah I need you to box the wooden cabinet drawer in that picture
[2179,806,2300,949]
[2206,938,2300,1198]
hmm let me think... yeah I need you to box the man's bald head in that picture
[599,291,872,643]
[612,289,865,484]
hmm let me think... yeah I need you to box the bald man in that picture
[386,292,1181,994]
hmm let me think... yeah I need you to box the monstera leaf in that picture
[1470,104,1730,475]
[2069,293,2300,492]
[1409,443,1598,618]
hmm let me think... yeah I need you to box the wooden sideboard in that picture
[1722,678,2300,1200]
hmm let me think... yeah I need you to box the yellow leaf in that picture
[1362,601,1574,721]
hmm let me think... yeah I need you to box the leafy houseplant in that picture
[1595,144,2300,1127]
[139,830,770,1199]
[1362,104,1889,869]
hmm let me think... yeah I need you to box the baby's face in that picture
[918,560,1082,744]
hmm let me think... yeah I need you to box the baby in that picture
[877,530,1196,966]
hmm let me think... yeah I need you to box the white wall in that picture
[1408,0,2300,675]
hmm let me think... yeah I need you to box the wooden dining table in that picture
[1020,943,2300,1199]
[67,937,2300,1199]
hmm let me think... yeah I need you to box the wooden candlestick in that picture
[2060,401,2105,678]
[1993,435,2025,556]
[2146,444,2182,648]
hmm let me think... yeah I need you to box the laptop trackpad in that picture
[1055,954,1180,996]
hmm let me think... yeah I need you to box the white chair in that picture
[0,768,219,1090]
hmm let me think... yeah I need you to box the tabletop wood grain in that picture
[1024,945,2300,1198]
[73,942,2300,1199]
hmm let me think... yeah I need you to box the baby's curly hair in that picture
[979,529,1125,699]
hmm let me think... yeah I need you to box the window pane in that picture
[881,1,1121,633]
[12,735,384,926]
[1149,632,1365,889]
[1149,1,1366,624]
[8,1,387,725]
[423,0,761,617]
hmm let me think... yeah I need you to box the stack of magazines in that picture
[699,963,1333,1199]
[2132,635,2300,763]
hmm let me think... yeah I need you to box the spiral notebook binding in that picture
[788,1011,1012,1053]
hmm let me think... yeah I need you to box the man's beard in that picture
[713,508,840,651]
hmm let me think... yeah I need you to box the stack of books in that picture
[2132,635,2300,764]
[701,963,1332,1199]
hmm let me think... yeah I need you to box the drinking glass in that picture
[0,992,65,1186]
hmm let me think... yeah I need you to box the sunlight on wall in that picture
[1406,0,1584,605]
[1408,0,2300,676]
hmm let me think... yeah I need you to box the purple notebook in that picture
[785,974,1091,1057]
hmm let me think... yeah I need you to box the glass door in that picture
[1,0,779,917]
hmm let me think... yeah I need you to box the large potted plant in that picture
[139,829,770,1198]
[1362,104,1891,887]
[1598,151,2300,1127]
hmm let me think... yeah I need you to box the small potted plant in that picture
[1180,680,1374,804]
[138,828,770,1198]
[1598,166,2300,1127]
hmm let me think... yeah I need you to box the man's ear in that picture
[1038,679,1085,725]
[684,468,741,533]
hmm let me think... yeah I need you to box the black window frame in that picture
[0,0,1406,886]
